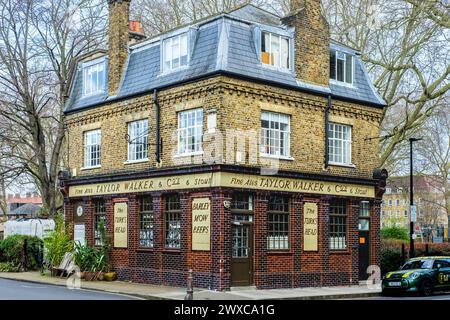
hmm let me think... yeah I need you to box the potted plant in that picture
[74,243,96,281]
[97,221,117,281]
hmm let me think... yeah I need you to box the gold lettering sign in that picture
[114,202,128,248]
[303,203,318,251]
[69,172,375,198]
[192,198,211,251]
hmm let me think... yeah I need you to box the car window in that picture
[402,259,433,270]
[433,260,450,269]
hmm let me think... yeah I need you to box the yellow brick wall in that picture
[65,75,383,180]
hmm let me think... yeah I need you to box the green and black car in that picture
[382,256,450,296]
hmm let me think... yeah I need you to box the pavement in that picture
[0,271,382,300]
[0,278,139,300]
[345,293,450,300]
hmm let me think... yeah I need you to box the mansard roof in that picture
[65,4,385,114]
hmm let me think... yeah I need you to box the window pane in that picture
[337,56,344,82]
[328,123,351,164]
[345,55,353,83]
[180,34,188,66]
[267,196,289,250]
[330,51,336,80]
[85,129,101,167]
[281,38,289,69]
[260,111,290,157]
[359,219,369,231]
[128,120,148,161]
[164,39,171,71]
[84,62,105,95]
[178,108,203,155]
[271,35,280,67]
[329,199,347,250]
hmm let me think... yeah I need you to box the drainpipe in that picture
[324,94,332,168]
[153,89,161,164]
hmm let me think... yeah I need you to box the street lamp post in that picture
[409,137,422,258]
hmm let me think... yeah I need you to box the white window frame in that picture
[83,129,101,169]
[162,33,188,73]
[177,108,203,156]
[328,122,352,166]
[260,111,291,158]
[127,119,149,163]
[82,60,106,96]
[261,32,290,71]
[330,50,353,85]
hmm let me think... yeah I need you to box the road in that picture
[0,278,140,300]
[351,292,450,300]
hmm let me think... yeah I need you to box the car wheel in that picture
[421,278,433,297]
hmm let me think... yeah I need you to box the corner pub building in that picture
[60,0,388,290]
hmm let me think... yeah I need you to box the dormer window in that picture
[163,33,188,72]
[83,60,106,96]
[261,32,290,70]
[330,50,353,84]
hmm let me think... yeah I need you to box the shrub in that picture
[43,214,73,268]
[0,235,43,270]
[381,226,409,241]
[381,246,404,275]
[74,243,108,273]
[0,262,19,272]
[380,240,450,275]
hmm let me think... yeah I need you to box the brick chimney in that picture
[107,0,131,96]
[282,0,330,87]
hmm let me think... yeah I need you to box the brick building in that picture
[60,0,388,290]
[381,176,448,233]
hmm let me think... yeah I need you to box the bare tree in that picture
[415,101,450,224]
[131,0,267,36]
[0,0,106,216]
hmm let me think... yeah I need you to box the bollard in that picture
[184,269,193,300]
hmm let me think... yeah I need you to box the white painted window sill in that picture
[328,162,356,168]
[80,165,101,171]
[260,154,294,161]
[173,151,204,158]
[261,63,292,74]
[329,79,355,88]
[124,159,149,165]
[159,65,189,77]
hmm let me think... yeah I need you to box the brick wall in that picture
[65,76,383,180]
[66,187,380,290]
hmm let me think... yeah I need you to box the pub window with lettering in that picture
[267,195,290,250]
[329,199,347,250]
[93,200,106,246]
[139,196,154,248]
[164,194,181,249]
